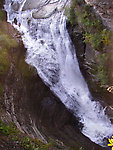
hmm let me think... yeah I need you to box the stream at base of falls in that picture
[4,0,113,148]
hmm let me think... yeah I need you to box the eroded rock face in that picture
[85,0,113,31]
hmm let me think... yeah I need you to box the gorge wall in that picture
[0,0,113,150]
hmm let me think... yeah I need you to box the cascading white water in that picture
[5,0,113,146]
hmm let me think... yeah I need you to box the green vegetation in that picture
[67,0,111,51]
[84,29,111,50]
[97,54,108,86]
[0,120,17,135]
[0,48,9,75]
[0,120,63,150]
[0,31,18,75]
[90,54,108,86]
[0,32,18,49]
[65,0,80,25]
[0,9,6,21]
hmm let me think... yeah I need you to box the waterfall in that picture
[5,0,113,146]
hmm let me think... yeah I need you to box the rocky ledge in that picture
[85,0,113,31]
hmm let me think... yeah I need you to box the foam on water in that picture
[5,0,113,146]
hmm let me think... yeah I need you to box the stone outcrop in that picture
[85,0,113,31]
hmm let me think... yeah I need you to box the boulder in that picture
[22,0,49,11]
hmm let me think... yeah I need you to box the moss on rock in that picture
[0,9,7,21]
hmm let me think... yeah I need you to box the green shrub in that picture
[84,32,103,50]
[66,0,111,51]
[65,0,82,25]
[89,54,108,86]
[97,65,108,85]
[81,12,102,30]
[66,4,76,25]
[84,28,111,51]
[101,29,111,45]
[79,11,90,27]
[0,121,17,135]
[0,120,63,150]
